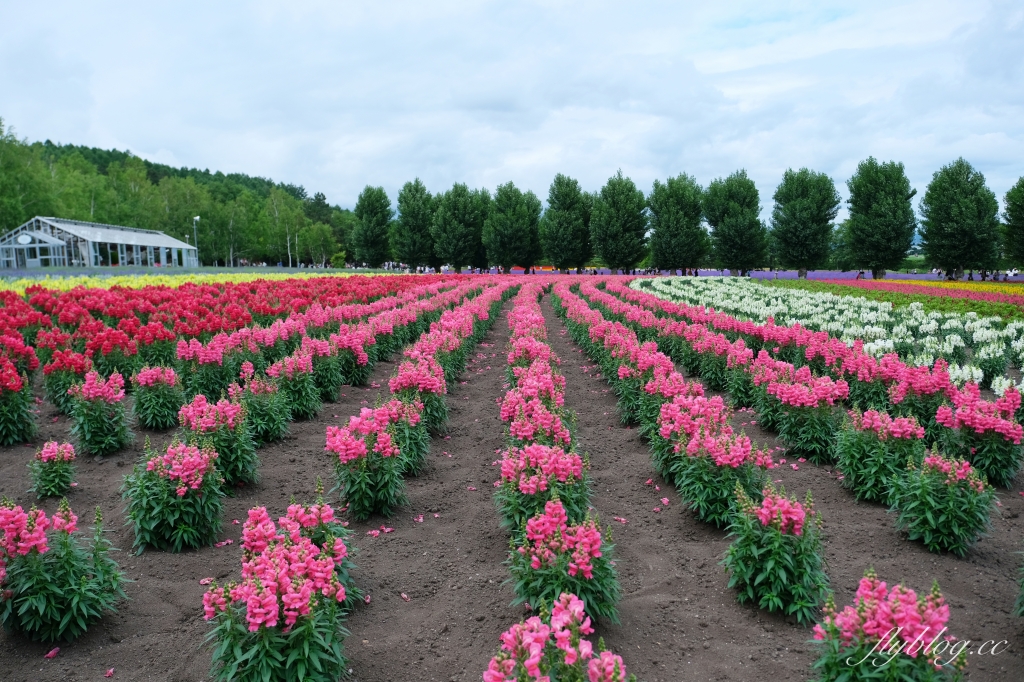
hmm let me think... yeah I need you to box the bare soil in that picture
[1,295,1022,682]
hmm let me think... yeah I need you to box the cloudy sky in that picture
[2,1,1022,213]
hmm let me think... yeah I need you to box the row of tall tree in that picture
[4,118,1023,274]
[351,161,1024,277]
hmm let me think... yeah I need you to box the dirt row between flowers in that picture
[542,293,1024,682]
[2,291,1023,682]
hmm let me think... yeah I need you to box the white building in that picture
[0,217,199,269]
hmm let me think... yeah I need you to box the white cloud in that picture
[0,0,1020,214]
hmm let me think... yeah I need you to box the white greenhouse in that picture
[0,217,199,269]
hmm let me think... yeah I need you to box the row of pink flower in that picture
[484,592,629,682]
[848,410,926,440]
[600,279,1023,443]
[0,501,77,583]
[500,443,584,495]
[325,404,402,464]
[755,490,807,535]
[921,453,988,493]
[520,500,604,579]
[553,280,774,471]
[133,365,179,388]
[813,570,951,661]
[146,442,218,496]
[204,505,348,632]
[179,394,244,432]
[68,371,125,403]
[36,441,77,463]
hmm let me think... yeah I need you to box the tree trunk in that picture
[872,269,886,280]
[797,269,808,279]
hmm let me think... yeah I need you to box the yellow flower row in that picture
[0,271,364,296]
[884,279,1024,295]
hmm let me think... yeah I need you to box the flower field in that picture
[1,273,1023,681]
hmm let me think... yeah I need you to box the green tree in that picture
[846,157,917,279]
[647,173,709,272]
[1002,177,1024,265]
[0,119,54,232]
[539,174,593,272]
[297,222,338,267]
[431,183,489,272]
[390,179,436,268]
[352,186,394,268]
[704,170,768,275]
[920,158,1000,276]
[482,181,542,271]
[769,168,841,277]
[590,170,648,272]
[304,192,333,225]
[262,187,307,267]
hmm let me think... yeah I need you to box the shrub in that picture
[28,441,77,499]
[935,384,1023,488]
[0,500,126,642]
[507,500,620,623]
[68,371,133,457]
[770,369,848,465]
[203,505,352,682]
[891,449,997,557]
[42,349,91,415]
[177,337,234,401]
[132,366,185,430]
[811,569,966,681]
[179,393,259,487]
[483,593,635,682]
[236,362,289,445]
[303,337,345,402]
[494,444,591,532]
[723,485,828,626]
[835,410,926,504]
[122,440,225,553]
[390,357,448,434]
[381,398,430,476]
[325,407,406,520]
[656,393,774,527]
[0,358,36,446]
[268,352,321,420]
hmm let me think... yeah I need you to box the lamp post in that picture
[192,216,200,267]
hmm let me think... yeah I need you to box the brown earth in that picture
[1,295,1022,682]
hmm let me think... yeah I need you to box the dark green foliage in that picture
[1002,176,1024,265]
[207,599,348,682]
[334,454,407,521]
[122,444,225,553]
[431,183,490,271]
[352,186,394,268]
[279,372,322,421]
[44,370,81,416]
[777,405,837,465]
[0,382,37,445]
[312,354,345,402]
[846,157,918,279]
[184,423,260,489]
[891,451,997,557]
[648,173,709,271]
[834,422,925,504]
[590,170,648,272]
[242,387,289,446]
[483,182,543,271]
[671,455,765,528]
[0,505,126,643]
[391,418,431,476]
[539,174,594,271]
[420,391,449,434]
[70,396,133,457]
[390,179,436,268]
[28,457,76,500]
[133,380,185,430]
[704,170,768,274]
[506,514,621,624]
[940,426,1023,488]
[920,158,1001,275]
[769,168,840,274]
[494,472,592,533]
[723,487,828,626]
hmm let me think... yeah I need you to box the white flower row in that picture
[633,277,1021,385]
